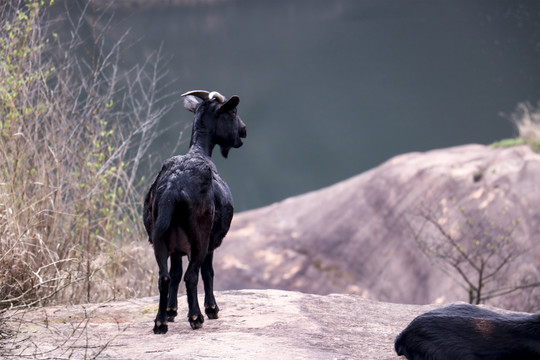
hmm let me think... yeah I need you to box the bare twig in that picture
[407,198,539,308]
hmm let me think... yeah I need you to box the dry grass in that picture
[0,0,177,324]
[0,1,180,355]
[493,102,540,152]
[513,102,540,144]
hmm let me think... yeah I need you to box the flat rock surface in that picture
[4,290,441,359]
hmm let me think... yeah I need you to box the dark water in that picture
[92,0,540,211]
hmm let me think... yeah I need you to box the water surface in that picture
[96,0,540,210]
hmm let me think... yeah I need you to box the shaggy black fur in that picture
[143,91,246,332]
[395,304,540,360]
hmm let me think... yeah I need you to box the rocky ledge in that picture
[4,289,446,359]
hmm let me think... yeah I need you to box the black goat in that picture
[395,303,540,360]
[143,90,246,333]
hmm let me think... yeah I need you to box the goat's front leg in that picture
[166,251,183,322]
[202,251,219,319]
[153,243,170,334]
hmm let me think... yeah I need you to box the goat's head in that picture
[182,90,247,158]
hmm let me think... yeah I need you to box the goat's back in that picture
[144,154,215,244]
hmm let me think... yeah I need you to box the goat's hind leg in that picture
[184,255,205,330]
[153,243,170,334]
[184,206,213,330]
[166,251,183,322]
[202,251,219,319]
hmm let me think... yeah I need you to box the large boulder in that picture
[216,144,540,307]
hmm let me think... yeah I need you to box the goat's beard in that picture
[219,139,243,158]
[220,145,231,158]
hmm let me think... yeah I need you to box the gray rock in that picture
[217,144,540,306]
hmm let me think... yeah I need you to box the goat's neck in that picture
[188,130,215,158]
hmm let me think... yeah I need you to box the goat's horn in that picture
[181,90,210,100]
[208,91,226,103]
[181,90,226,103]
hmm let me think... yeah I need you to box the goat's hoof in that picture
[153,322,168,334]
[189,314,204,330]
[205,305,219,320]
[167,308,178,322]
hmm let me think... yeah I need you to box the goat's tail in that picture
[151,193,178,244]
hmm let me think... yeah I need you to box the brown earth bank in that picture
[215,144,540,309]
[4,289,447,359]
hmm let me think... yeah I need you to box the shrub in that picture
[512,102,540,146]
[492,102,540,152]
[0,0,175,312]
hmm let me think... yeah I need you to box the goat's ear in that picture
[218,96,240,114]
[183,95,200,113]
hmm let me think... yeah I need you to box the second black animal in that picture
[395,303,540,360]
[143,90,247,333]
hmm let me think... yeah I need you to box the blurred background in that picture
[57,0,540,211]
[2,0,540,320]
